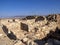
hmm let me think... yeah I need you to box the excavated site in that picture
[0,14,60,45]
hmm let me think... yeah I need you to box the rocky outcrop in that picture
[0,14,60,45]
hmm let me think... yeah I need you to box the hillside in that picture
[0,14,60,45]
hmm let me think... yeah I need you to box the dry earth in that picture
[0,14,60,45]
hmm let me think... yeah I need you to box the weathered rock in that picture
[14,40,25,45]
[0,14,60,45]
[26,16,35,19]
[35,16,45,22]
[21,22,28,32]
[23,38,28,42]
[56,15,60,29]
[46,15,57,22]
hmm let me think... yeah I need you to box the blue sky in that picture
[0,0,60,17]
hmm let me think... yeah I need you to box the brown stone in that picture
[35,16,45,22]
[46,15,57,22]
[26,16,35,19]
[21,22,28,32]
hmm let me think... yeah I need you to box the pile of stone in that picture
[0,14,60,45]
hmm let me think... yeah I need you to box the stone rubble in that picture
[0,14,60,45]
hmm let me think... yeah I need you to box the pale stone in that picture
[14,41,25,45]
[23,38,28,42]
[0,34,3,37]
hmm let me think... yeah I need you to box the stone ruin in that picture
[0,14,60,45]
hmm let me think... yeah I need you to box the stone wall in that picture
[0,14,60,45]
